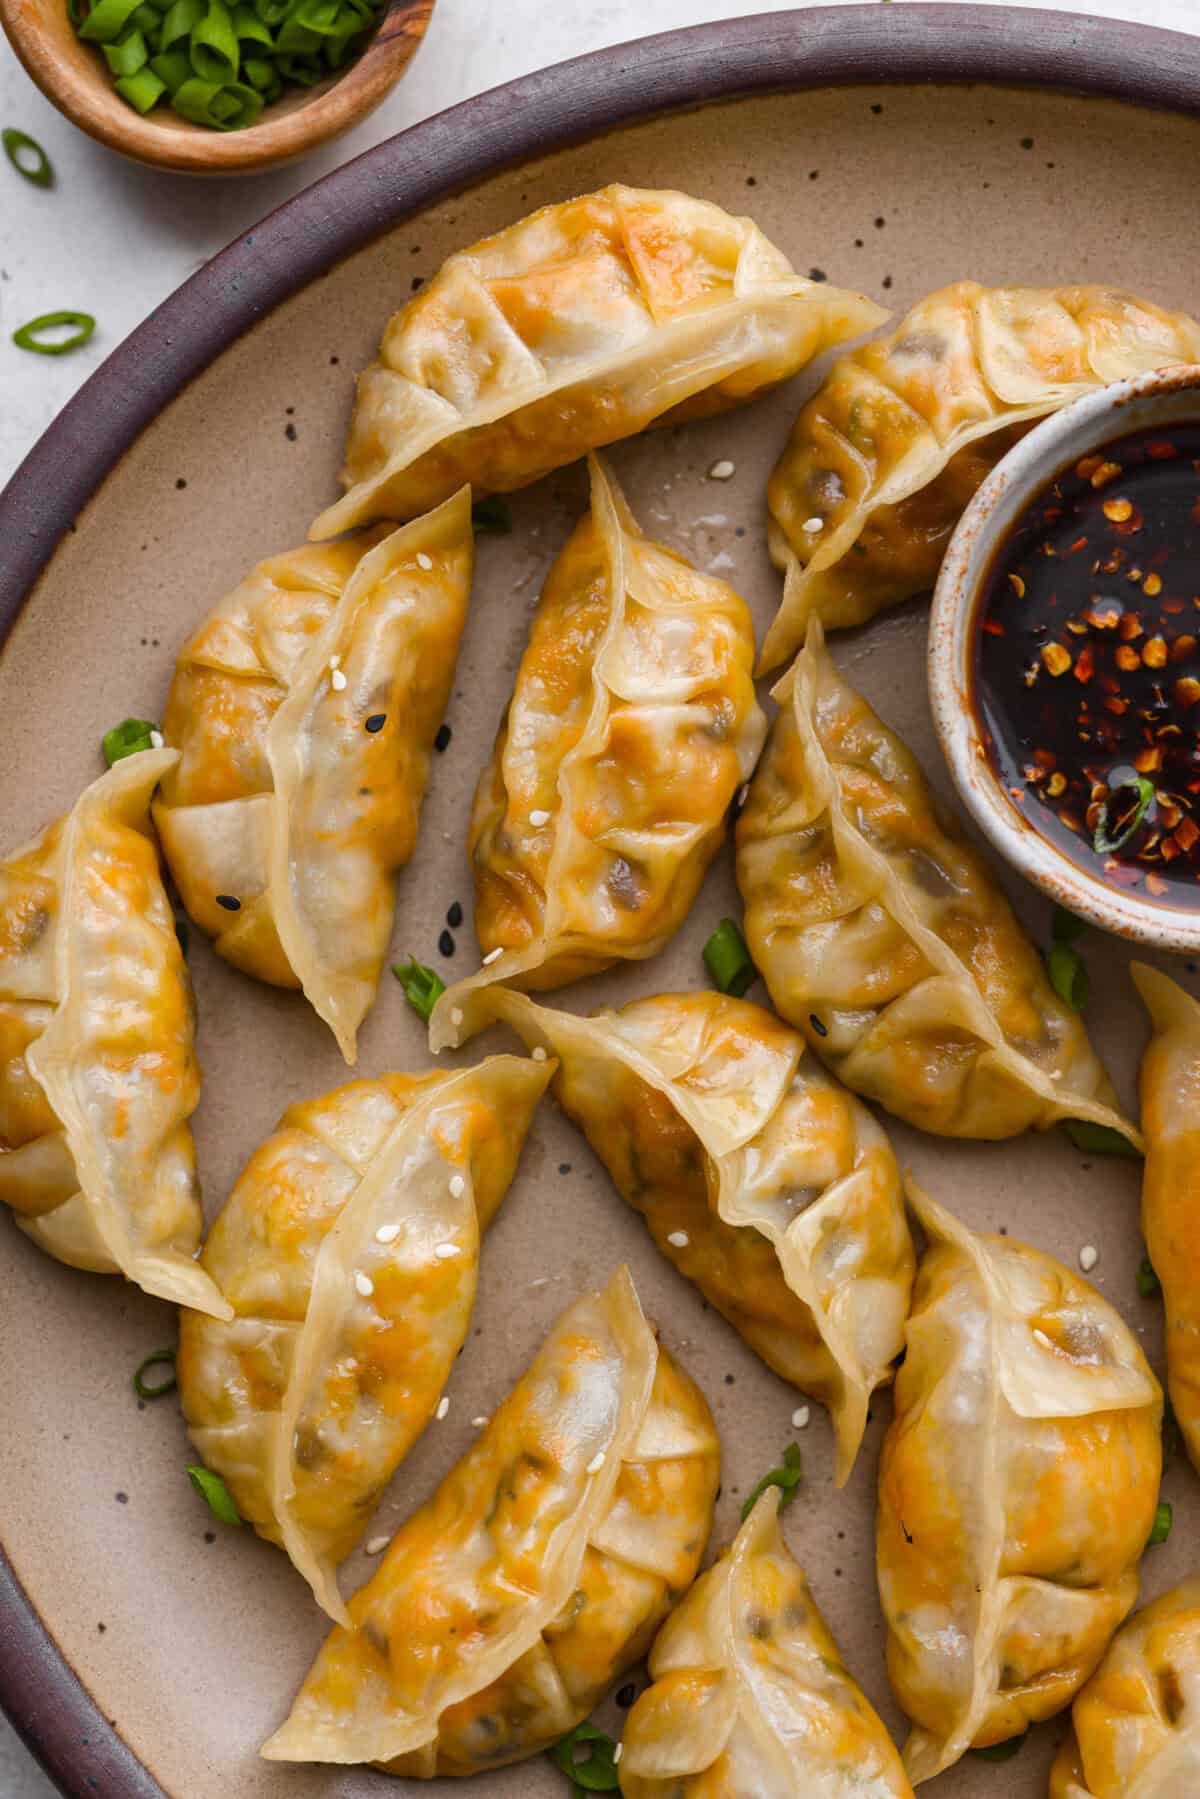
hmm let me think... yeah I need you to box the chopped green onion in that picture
[241,55,280,95]
[102,717,159,765]
[13,311,96,356]
[78,0,144,40]
[703,918,756,998]
[392,956,445,1023]
[129,4,163,32]
[740,1442,803,1522]
[1047,942,1089,1012]
[2,128,54,187]
[274,49,323,82]
[549,1721,619,1792]
[171,76,263,126]
[1148,1501,1173,1546]
[1093,776,1155,856]
[231,3,273,44]
[251,0,290,24]
[971,1736,1025,1762]
[274,12,321,52]
[1051,905,1086,944]
[1137,1255,1161,1298]
[186,1464,241,1526]
[116,67,167,107]
[104,29,149,75]
[159,0,205,47]
[471,496,513,536]
[1063,1119,1141,1158]
[189,0,240,82]
[150,47,193,90]
[133,1348,177,1400]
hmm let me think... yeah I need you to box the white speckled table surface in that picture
[1,0,1196,1792]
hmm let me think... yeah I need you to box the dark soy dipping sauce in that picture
[974,422,1200,906]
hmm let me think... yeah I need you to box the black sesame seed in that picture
[175,478,187,490]
[329,354,339,365]
[809,267,827,283]
[874,216,885,228]
[809,1014,828,1038]
[284,423,298,442]
[616,1684,637,1709]
[434,723,452,752]
[115,1492,128,1504]
[365,714,387,734]
[446,901,463,929]
[204,1531,216,1544]
[724,1374,735,1386]
[216,894,241,912]
[882,276,893,291]
[97,1623,106,1633]
[870,102,883,114]
[558,1163,572,1176]
[438,929,456,958]
[1020,136,1034,149]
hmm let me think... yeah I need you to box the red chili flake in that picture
[1104,695,1128,716]
[1147,873,1169,896]
[1176,816,1200,852]
[1164,599,1186,615]
[1134,746,1164,774]
[1068,536,1088,554]
[1033,748,1057,772]
[982,619,1005,637]
[1171,634,1197,661]
[1072,645,1095,684]
[1107,861,1143,887]
[1119,612,1144,641]
[1059,811,1082,834]
[1147,439,1181,460]
[1161,837,1183,862]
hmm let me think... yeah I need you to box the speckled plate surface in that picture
[3,8,1200,1797]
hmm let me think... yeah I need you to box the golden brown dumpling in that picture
[430,455,765,1047]
[262,1266,720,1774]
[1050,1579,1200,1797]
[177,1053,552,1622]
[312,184,886,537]
[761,281,1200,668]
[155,489,472,1061]
[0,751,228,1318]
[878,1184,1162,1784]
[736,619,1139,1143]
[620,1490,913,1798]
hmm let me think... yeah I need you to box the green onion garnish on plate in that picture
[186,1464,241,1526]
[102,717,160,766]
[740,1442,803,1522]
[703,918,756,998]
[133,1349,177,1400]
[1148,1501,1173,1547]
[1137,1255,1161,1298]
[393,956,445,1023]
[549,1720,619,1792]
[1046,942,1089,1011]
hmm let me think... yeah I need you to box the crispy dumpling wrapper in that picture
[762,281,1200,668]
[619,1488,914,1797]
[155,489,473,1062]
[178,1053,552,1623]
[736,619,1140,1142]
[470,987,912,1484]
[430,456,765,1049]
[312,184,887,538]
[0,751,227,1318]
[878,1183,1162,1785]
[1050,1579,1200,1799]
[1132,964,1200,1474]
[262,1265,720,1772]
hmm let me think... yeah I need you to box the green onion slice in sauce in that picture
[1092,776,1155,856]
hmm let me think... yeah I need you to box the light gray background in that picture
[0,0,1194,1792]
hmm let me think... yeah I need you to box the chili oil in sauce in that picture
[974,422,1200,905]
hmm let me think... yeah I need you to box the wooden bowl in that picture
[0,0,435,173]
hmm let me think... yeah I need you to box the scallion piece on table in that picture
[471,496,513,536]
[1046,942,1089,1012]
[2,128,54,187]
[703,918,756,998]
[740,1443,803,1522]
[186,1464,241,1526]
[1148,1501,1173,1546]
[392,956,446,1023]
[548,1721,619,1792]
[1063,1119,1141,1158]
[133,1348,177,1400]
[1137,1255,1162,1298]
[13,311,96,355]
[102,717,159,765]
[970,1736,1025,1762]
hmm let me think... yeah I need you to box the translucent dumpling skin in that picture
[155,489,473,1061]
[313,183,886,537]
[177,1053,552,1622]
[430,455,765,1047]
[877,1185,1162,1784]
[736,619,1139,1143]
[262,1266,720,1774]
[761,281,1200,668]
[0,751,228,1319]
[1133,964,1200,1474]
[1050,1579,1200,1798]
[470,987,912,1485]
[620,1489,913,1798]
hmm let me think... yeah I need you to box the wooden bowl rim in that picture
[4,5,1200,1793]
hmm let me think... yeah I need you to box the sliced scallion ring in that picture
[104,28,149,76]
[12,311,96,356]
[1093,775,1155,856]
[189,0,240,83]
[548,1721,619,1792]
[392,956,445,1023]
[2,128,54,188]
[702,918,756,998]
[133,1348,177,1400]
[116,68,167,109]
[101,717,159,765]
[186,1463,241,1526]
[471,496,513,536]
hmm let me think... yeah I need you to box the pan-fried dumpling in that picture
[878,1184,1162,1785]
[619,1488,914,1797]
[262,1266,720,1773]
[154,489,473,1063]
[430,456,765,1049]
[465,987,911,1484]
[0,751,228,1319]
[311,185,886,538]
[1050,1579,1200,1798]
[177,1053,552,1623]
[1132,964,1200,1474]
[736,619,1140,1143]
[761,282,1200,668]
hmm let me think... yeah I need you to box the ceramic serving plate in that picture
[4,8,1200,1796]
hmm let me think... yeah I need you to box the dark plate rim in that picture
[4,6,1200,1794]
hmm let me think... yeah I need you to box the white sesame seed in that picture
[448,1173,466,1199]
[330,668,347,691]
[532,1046,547,1062]
[802,516,824,534]
[586,1452,606,1475]
[737,783,749,808]
[1033,1328,1055,1350]
[417,552,433,570]
[149,729,164,750]
[435,1243,462,1260]
[436,1396,450,1420]
[451,1007,464,1026]
[354,1271,374,1297]
[613,1745,623,1765]
[708,459,736,480]
[472,1416,489,1428]
[365,1534,390,1556]
[329,654,340,668]
[791,1406,811,1429]
[1079,1244,1099,1273]
[529,809,551,827]
[375,1223,401,1244]
[482,947,503,966]
[667,1230,689,1249]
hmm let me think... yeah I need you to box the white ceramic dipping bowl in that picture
[929,361,1200,952]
